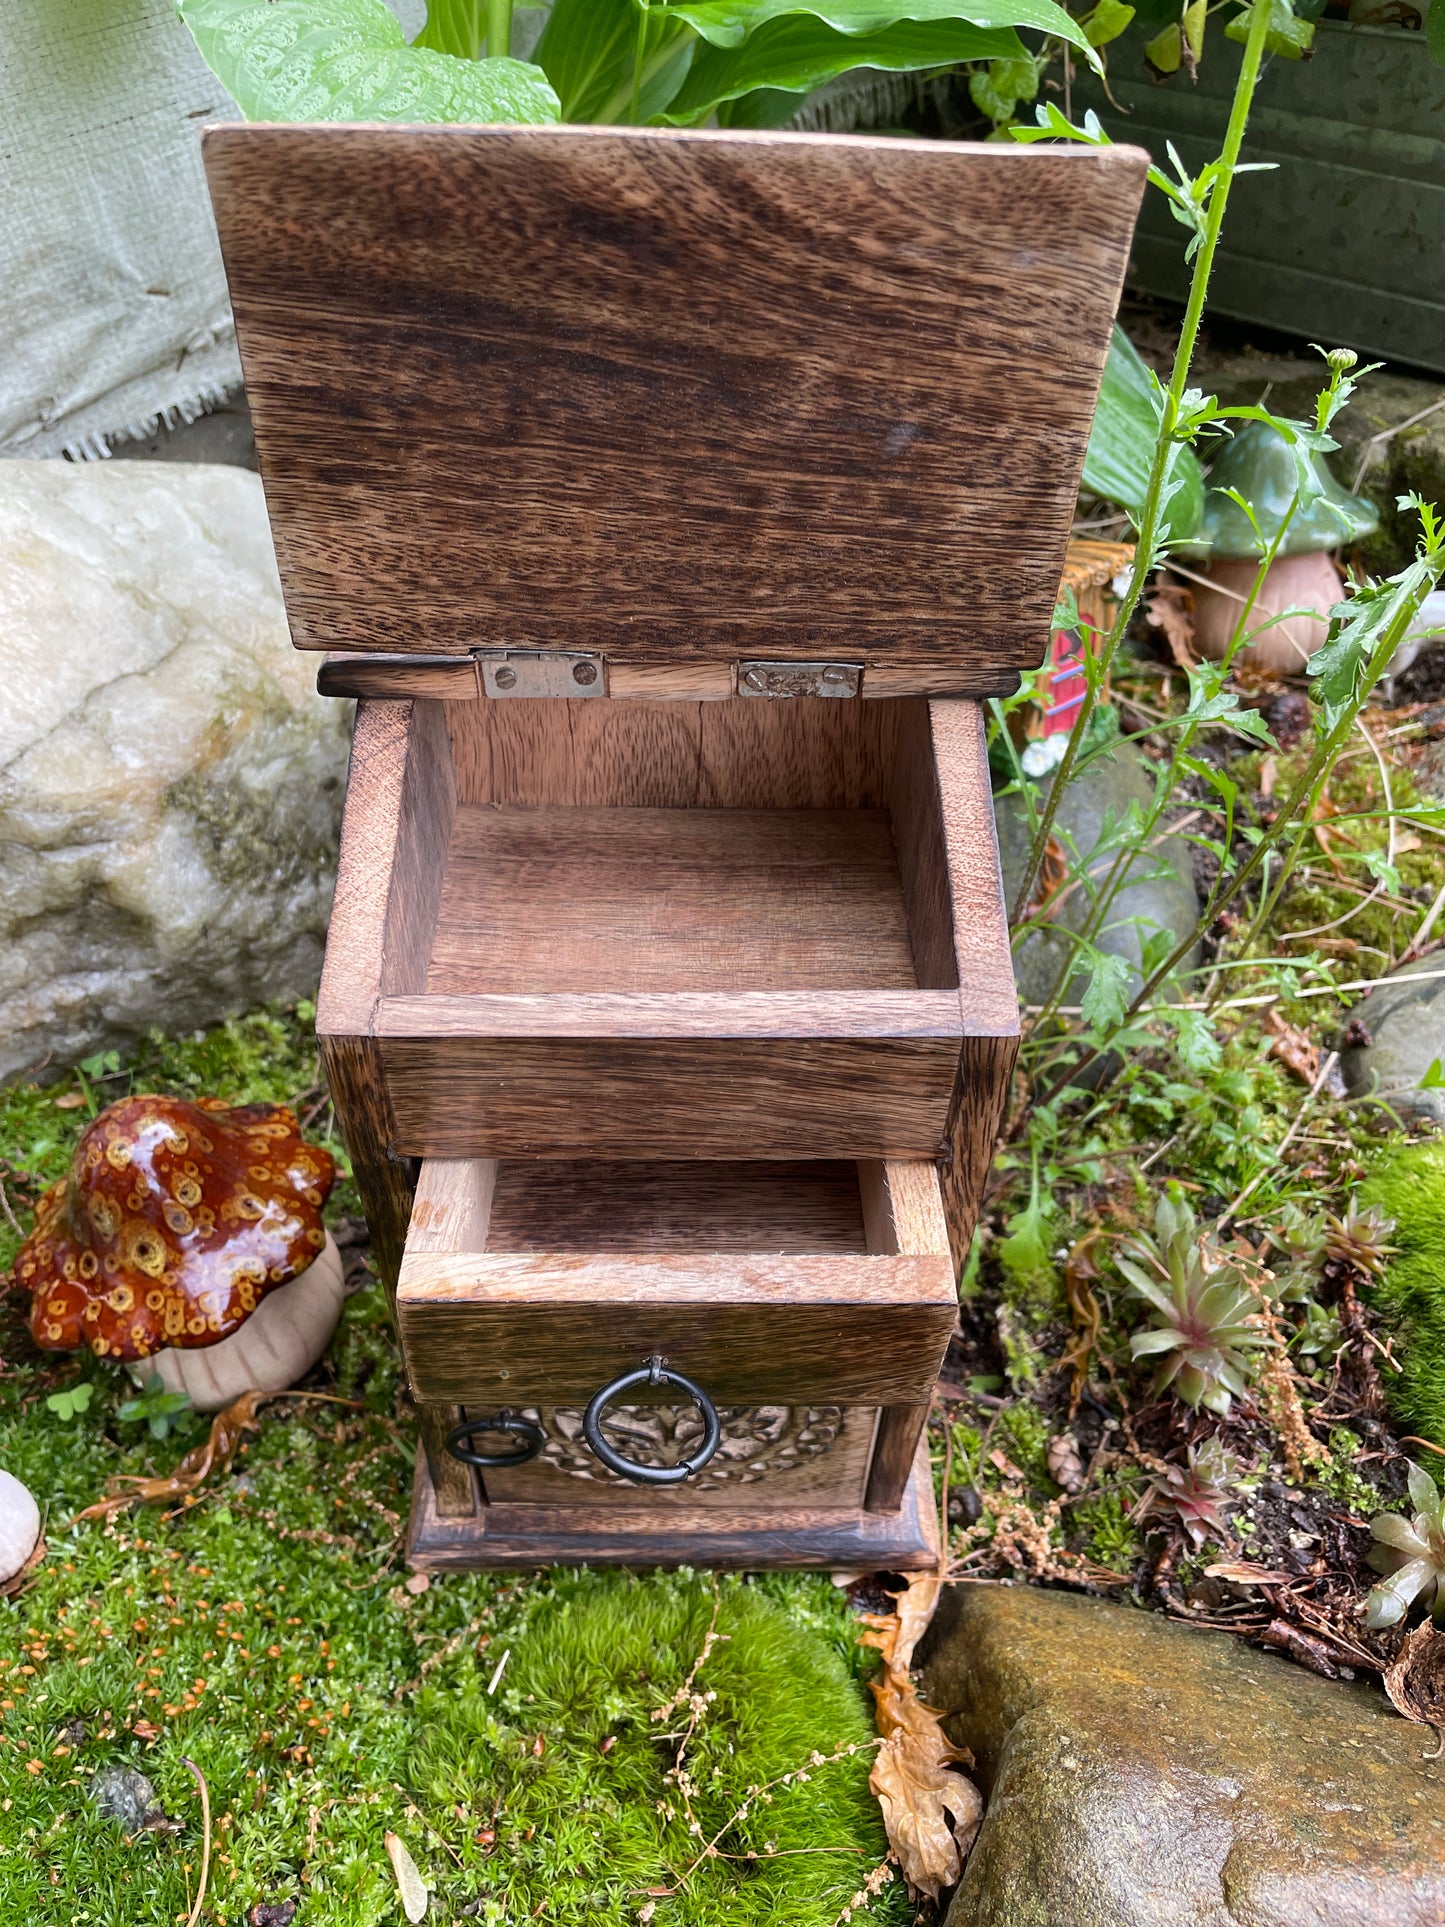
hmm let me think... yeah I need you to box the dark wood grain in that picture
[416,1400,480,1517]
[406,1433,940,1571]
[865,1404,933,1512]
[205,124,1145,688]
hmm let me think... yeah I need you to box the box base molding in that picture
[406,1438,941,1572]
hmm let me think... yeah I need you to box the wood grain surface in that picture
[406,1431,940,1571]
[427,806,917,994]
[205,124,1145,686]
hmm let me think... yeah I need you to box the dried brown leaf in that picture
[1147,574,1197,670]
[860,1576,980,1901]
[1263,1009,1319,1086]
[71,1391,264,1523]
[1385,1623,1445,1736]
[384,1830,429,1923]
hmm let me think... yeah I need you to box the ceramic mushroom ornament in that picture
[1181,421,1379,672]
[14,1095,345,1412]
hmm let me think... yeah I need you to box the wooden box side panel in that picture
[445,693,902,811]
[205,124,1146,674]
[380,1034,960,1160]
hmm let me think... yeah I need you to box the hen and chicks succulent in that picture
[1365,1460,1445,1631]
[1118,1189,1269,1415]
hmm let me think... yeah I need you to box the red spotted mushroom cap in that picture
[15,1095,335,1363]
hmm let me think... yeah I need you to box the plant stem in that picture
[1009,0,1277,926]
[1037,572,1443,1104]
[488,0,511,57]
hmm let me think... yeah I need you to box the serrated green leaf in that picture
[179,0,561,123]
[1080,948,1133,1031]
[662,13,1028,119]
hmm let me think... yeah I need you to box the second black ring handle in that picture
[446,1409,545,1468]
[582,1356,722,1485]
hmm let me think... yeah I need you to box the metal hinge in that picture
[474,649,606,698]
[737,659,861,699]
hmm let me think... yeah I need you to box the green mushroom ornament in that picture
[1179,422,1378,673]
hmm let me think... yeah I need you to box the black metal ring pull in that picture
[446,1409,545,1468]
[582,1356,722,1486]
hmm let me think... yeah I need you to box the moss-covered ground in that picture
[0,1013,908,1927]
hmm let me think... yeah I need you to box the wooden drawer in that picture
[318,691,1018,1244]
[397,1155,955,1567]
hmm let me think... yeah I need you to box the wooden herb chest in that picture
[205,121,1146,1569]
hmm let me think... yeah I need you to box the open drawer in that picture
[318,690,1018,1201]
[397,1155,955,1569]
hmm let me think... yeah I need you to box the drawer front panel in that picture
[470,1401,877,1512]
[397,1251,957,1406]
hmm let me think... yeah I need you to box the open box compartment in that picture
[400,1154,954,1570]
[317,689,1019,1274]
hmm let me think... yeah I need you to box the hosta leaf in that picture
[662,14,1027,120]
[1083,326,1205,546]
[535,0,696,120]
[664,0,1097,57]
[178,0,560,123]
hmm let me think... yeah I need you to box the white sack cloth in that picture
[0,0,242,459]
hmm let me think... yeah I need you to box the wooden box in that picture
[401,1154,954,1570]
[316,688,1019,1278]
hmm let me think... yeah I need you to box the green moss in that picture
[1070,1489,1144,1570]
[1264,753,1445,986]
[1359,1138,1445,1449]
[1313,1428,1393,1516]
[0,1012,903,1926]
[411,1572,906,1925]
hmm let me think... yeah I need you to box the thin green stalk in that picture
[1037,574,1443,1105]
[488,0,512,56]
[1009,0,1276,927]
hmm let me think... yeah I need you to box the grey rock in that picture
[996,745,1200,1011]
[0,460,352,1083]
[92,1764,160,1832]
[922,1583,1445,1927]
[1340,958,1445,1124]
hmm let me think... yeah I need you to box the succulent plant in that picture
[1118,1189,1270,1416]
[1264,1202,1326,1304]
[1325,1203,1396,1283]
[1364,1461,1445,1631]
[1139,1439,1240,1549]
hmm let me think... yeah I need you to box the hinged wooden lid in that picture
[204,124,1146,694]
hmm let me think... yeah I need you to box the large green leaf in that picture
[663,14,1027,120]
[178,0,560,122]
[664,0,1096,57]
[1083,325,1204,546]
[534,0,696,119]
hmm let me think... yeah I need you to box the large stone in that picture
[996,745,1201,1011]
[921,1583,1445,1927]
[0,460,351,1082]
[1339,958,1445,1125]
